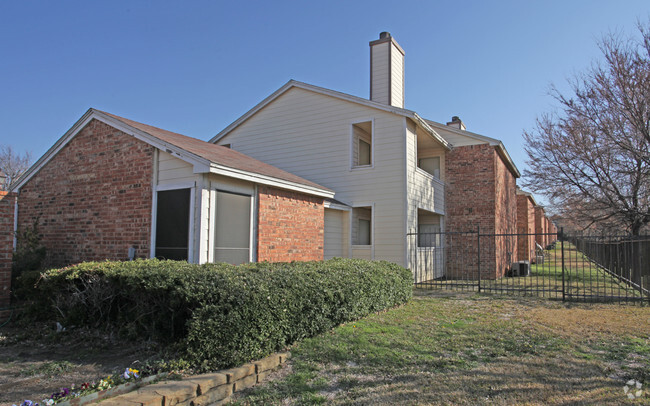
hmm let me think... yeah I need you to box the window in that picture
[358,219,371,245]
[418,156,441,179]
[359,139,371,166]
[214,191,252,265]
[353,206,372,245]
[155,188,191,260]
[418,210,442,247]
[352,121,372,167]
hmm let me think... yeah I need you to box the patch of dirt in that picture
[0,322,159,406]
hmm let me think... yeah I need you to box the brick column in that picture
[0,192,16,315]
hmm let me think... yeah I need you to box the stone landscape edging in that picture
[94,352,290,405]
[57,373,169,406]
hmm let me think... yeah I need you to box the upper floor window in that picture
[352,121,372,167]
[418,156,441,179]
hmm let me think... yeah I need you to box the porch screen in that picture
[155,188,191,260]
[214,191,251,264]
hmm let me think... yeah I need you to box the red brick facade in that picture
[0,192,16,312]
[257,186,324,262]
[494,150,518,277]
[516,194,536,262]
[534,206,547,248]
[17,119,154,266]
[445,144,518,279]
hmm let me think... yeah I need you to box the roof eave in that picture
[411,113,451,150]
[424,119,520,177]
[515,189,538,206]
[209,163,335,199]
[495,142,521,178]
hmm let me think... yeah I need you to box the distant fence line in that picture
[409,228,649,305]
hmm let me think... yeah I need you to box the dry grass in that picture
[230,292,650,405]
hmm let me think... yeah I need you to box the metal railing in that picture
[408,228,649,304]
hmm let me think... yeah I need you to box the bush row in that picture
[35,258,412,370]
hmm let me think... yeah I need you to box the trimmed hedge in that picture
[36,258,412,370]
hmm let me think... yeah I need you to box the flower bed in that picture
[13,368,168,406]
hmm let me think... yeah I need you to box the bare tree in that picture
[523,22,650,235]
[0,144,31,191]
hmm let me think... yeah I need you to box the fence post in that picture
[560,227,566,302]
[477,224,481,293]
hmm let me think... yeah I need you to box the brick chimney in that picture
[369,32,405,108]
[446,116,466,131]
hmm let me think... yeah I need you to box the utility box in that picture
[518,261,530,276]
[509,261,530,277]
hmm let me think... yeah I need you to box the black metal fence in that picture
[408,229,650,304]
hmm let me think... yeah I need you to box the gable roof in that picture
[210,79,519,178]
[424,119,521,178]
[210,80,451,149]
[11,109,334,198]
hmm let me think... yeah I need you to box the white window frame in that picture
[416,210,444,249]
[150,182,196,263]
[209,184,256,264]
[350,203,375,260]
[350,119,375,170]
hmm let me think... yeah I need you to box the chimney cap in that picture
[446,116,466,130]
[379,31,391,39]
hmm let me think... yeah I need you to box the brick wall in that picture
[494,151,518,277]
[445,144,496,234]
[516,194,536,262]
[445,144,494,279]
[0,192,15,312]
[17,119,154,267]
[534,207,547,247]
[445,144,517,279]
[257,186,324,262]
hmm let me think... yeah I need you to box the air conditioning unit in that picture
[510,261,530,277]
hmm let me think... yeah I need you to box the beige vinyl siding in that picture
[406,120,446,271]
[390,42,404,108]
[406,121,445,217]
[351,247,372,260]
[218,87,406,264]
[371,41,390,105]
[157,151,197,186]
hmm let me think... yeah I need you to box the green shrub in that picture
[36,258,412,370]
[12,219,47,300]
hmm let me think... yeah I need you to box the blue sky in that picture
[1,0,648,181]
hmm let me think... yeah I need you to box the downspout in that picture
[149,149,159,259]
[13,193,18,250]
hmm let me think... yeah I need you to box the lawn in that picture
[230,291,650,405]
[1,291,648,405]
[478,243,646,302]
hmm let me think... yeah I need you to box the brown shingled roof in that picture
[98,110,331,193]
